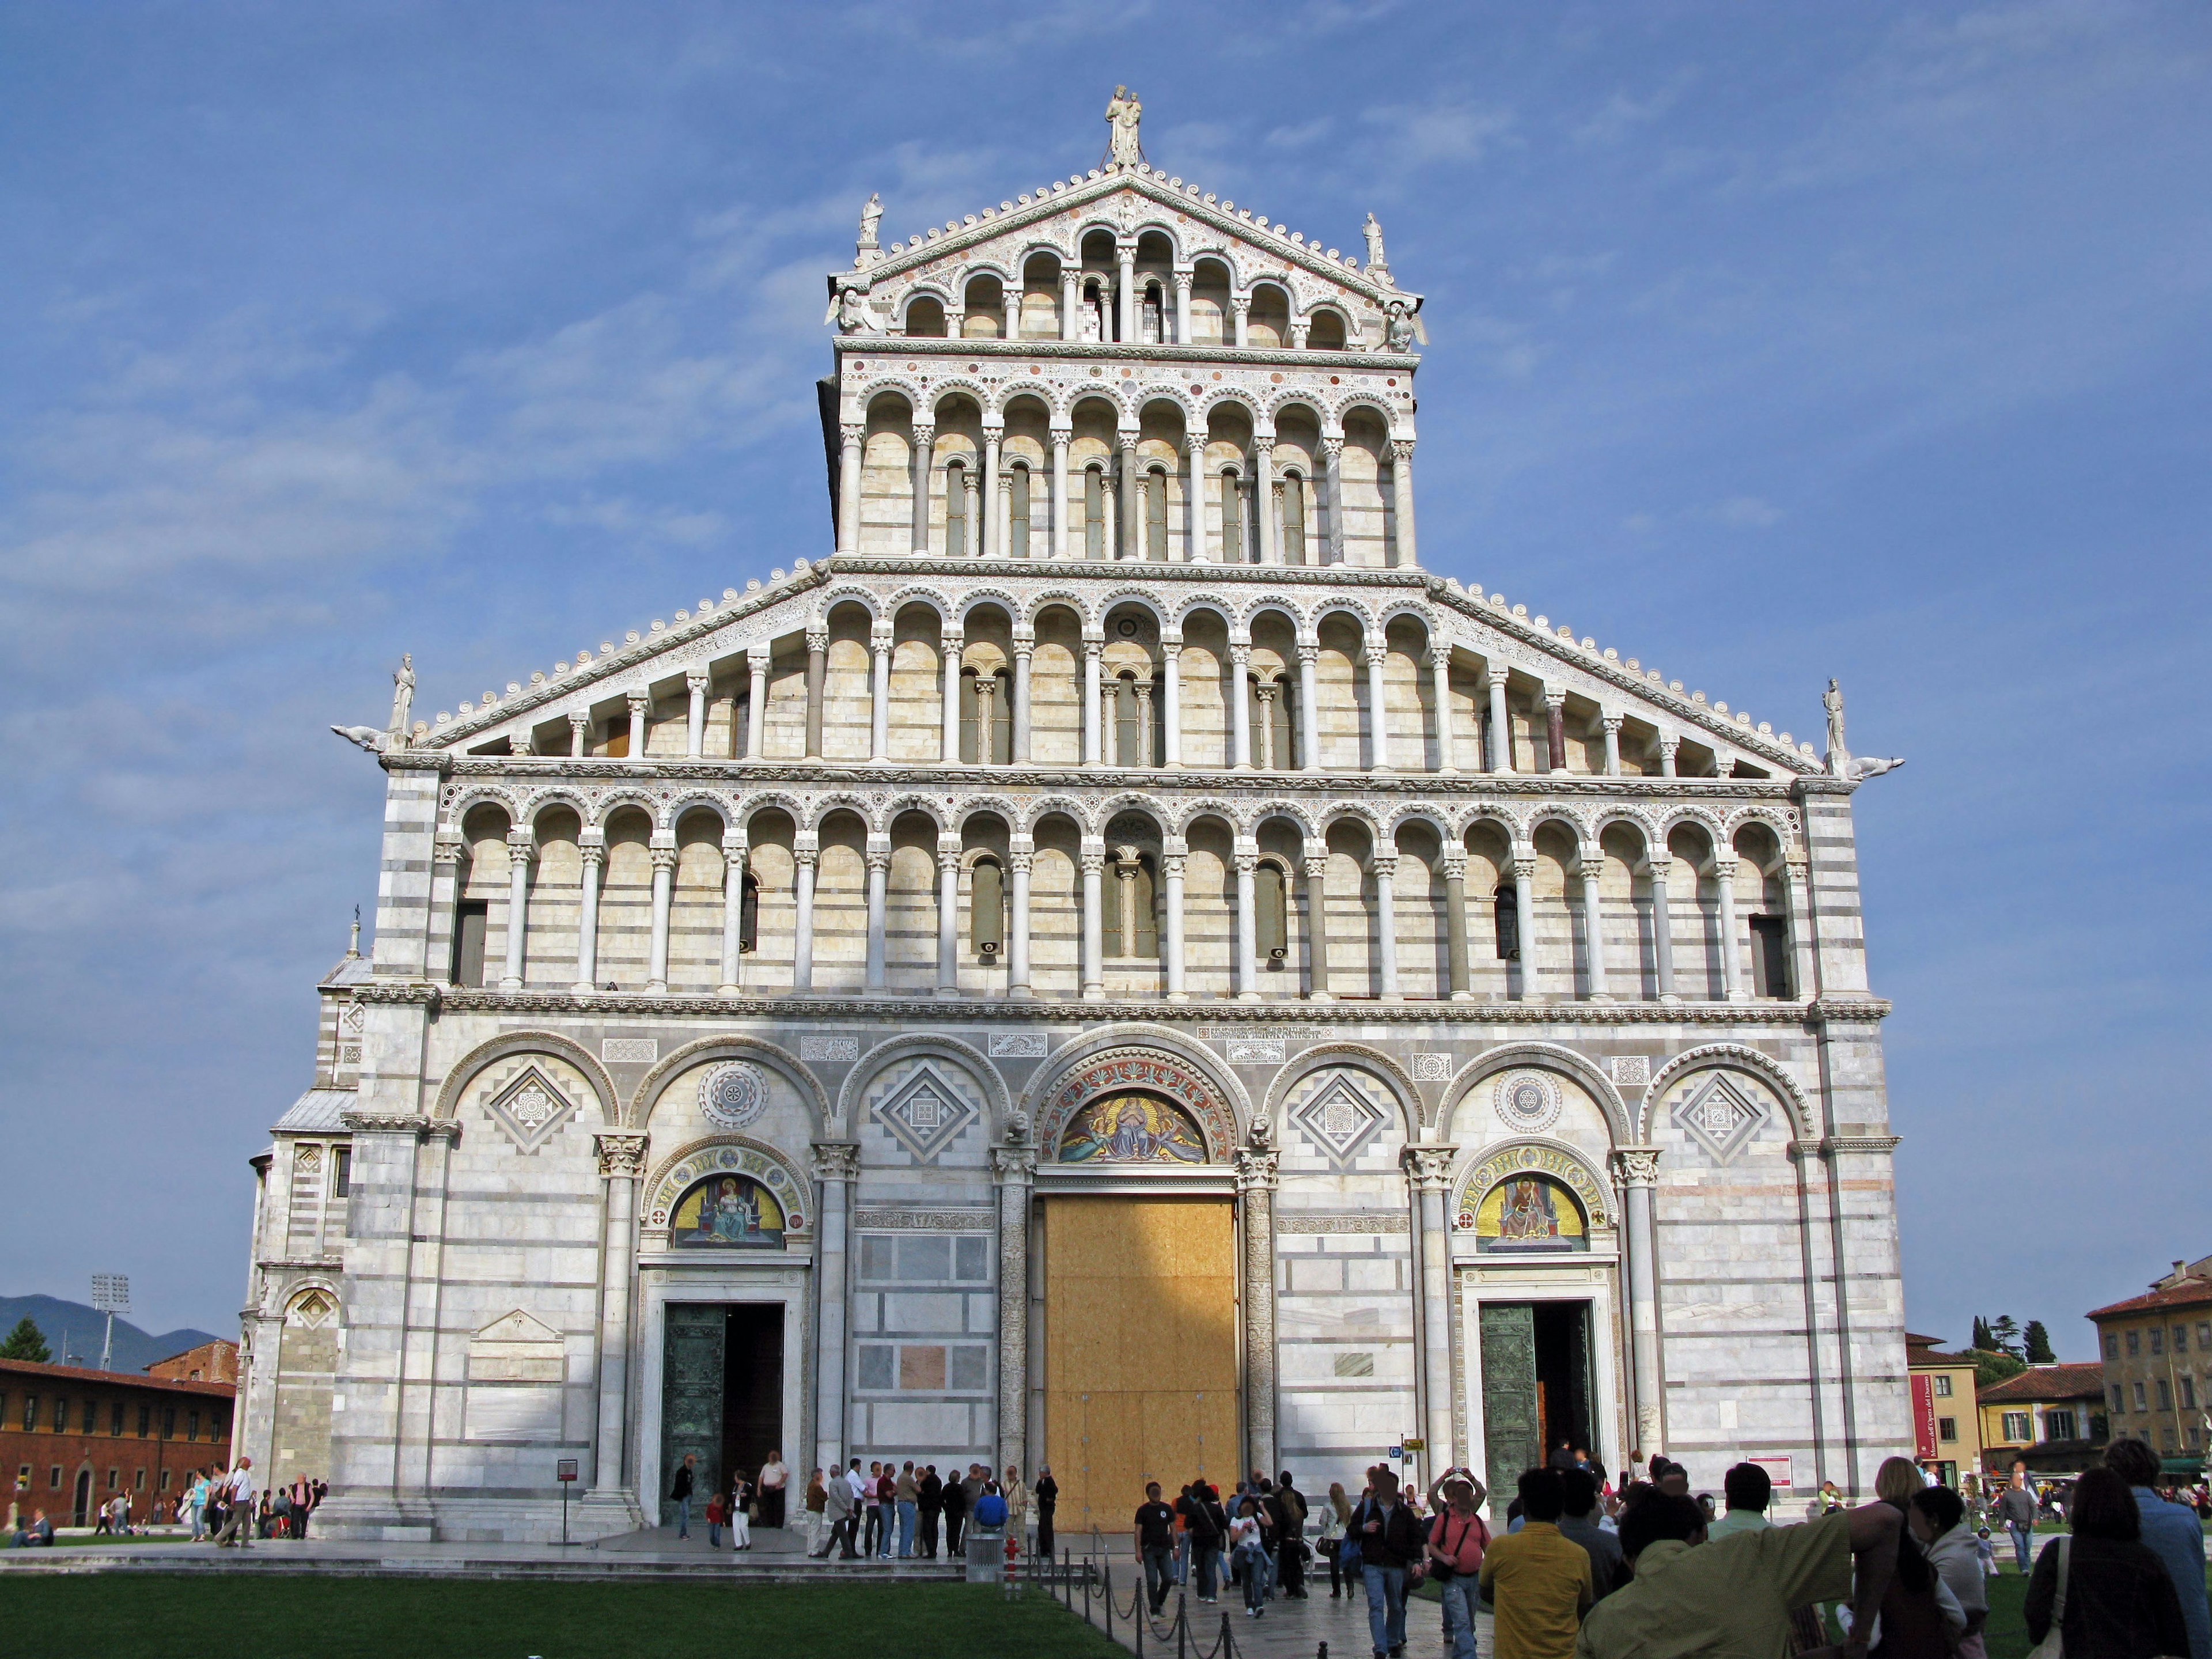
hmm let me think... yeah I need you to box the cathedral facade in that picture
[239,102,1910,1543]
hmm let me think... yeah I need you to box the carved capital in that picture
[505,830,537,861]
[805,628,830,655]
[988,1145,1036,1183]
[1512,856,1539,882]
[1441,854,1467,881]
[1234,851,1259,876]
[1320,437,1345,465]
[1302,855,1330,881]
[1602,713,1624,733]
[1234,1145,1281,1191]
[1009,850,1033,876]
[793,846,819,870]
[432,834,465,868]
[840,422,865,448]
[1543,687,1569,711]
[864,849,891,874]
[1401,1144,1459,1193]
[1362,642,1388,668]
[870,626,894,653]
[685,668,710,692]
[812,1140,861,1180]
[911,422,936,448]
[626,689,652,714]
[1295,643,1320,667]
[1390,439,1415,464]
[1080,851,1106,876]
[1370,853,1397,881]
[595,1132,649,1179]
[578,842,607,868]
[1611,1146,1661,1188]
[650,846,679,873]
[1161,853,1187,880]
[507,732,532,756]
[566,710,590,732]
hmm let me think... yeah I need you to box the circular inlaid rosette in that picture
[1494,1071,1561,1134]
[698,1060,767,1130]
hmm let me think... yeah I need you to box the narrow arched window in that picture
[945,461,968,557]
[1270,684,1296,770]
[1113,677,1140,767]
[1009,465,1031,558]
[1256,862,1289,964]
[1494,882,1521,960]
[971,858,1005,959]
[1219,469,1243,562]
[1145,468,1169,562]
[1282,472,1307,565]
[739,872,760,953]
[1142,282,1164,343]
[1084,467,1105,559]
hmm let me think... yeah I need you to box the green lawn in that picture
[1,1578,1123,1659]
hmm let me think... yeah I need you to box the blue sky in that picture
[1,3,2205,1358]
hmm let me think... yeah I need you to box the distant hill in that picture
[0,1295,226,1375]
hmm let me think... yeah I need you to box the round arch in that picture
[1438,1042,1634,1146]
[628,1033,831,1134]
[431,1030,618,1126]
[835,1031,1012,1139]
[1639,1044,1815,1142]
[1020,1022,1251,1160]
[1263,1041,1422,1142]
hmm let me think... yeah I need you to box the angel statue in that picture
[1104,86,1143,168]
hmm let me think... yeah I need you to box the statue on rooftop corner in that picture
[1823,677,1847,774]
[1104,86,1143,168]
[855,192,882,267]
[1363,213,1391,283]
[388,653,414,737]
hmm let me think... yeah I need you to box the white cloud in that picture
[1713,495,1783,528]
[1361,99,1517,167]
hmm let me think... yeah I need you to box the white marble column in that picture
[1182,435,1202,562]
[567,711,589,759]
[1601,713,1623,778]
[1172,272,1191,345]
[1430,648,1457,774]
[1374,852,1401,1001]
[869,627,892,761]
[990,1140,1036,1482]
[1614,1147,1664,1457]
[1117,434,1139,561]
[1647,855,1678,1003]
[1080,849,1105,999]
[908,422,935,554]
[1011,638,1033,763]
[1234,849,1259,1001]
[685,669,708,758]
[646,843,675,993]
[940,631,961,763]
[1304,850,1332,1001]
[1321,437,1346,565]
[790,846,817,994]
[501,830,535,989]
[626,690,649,760]
[1544,687,1569,775]
[745,653,769,760]
[1364,642,1392,772]
[1714,855,1748,1002]
[1405,1145,1458,1467]
[811,1142,858,1472]
[1485,667,1513,775]
[718,839,745,995]
[1007,848,1033,999]
[862,849,889,991]
[1255,440,1278,565]
[1231,295,1249,349]
[1237,1141,1281,1479]
[573,839,604,992]
[1059,270,1078,342]
[1297,645,1321,773]
[1161,639,1183,768]
[1442,853,1472,1001]
[935,847,961,997]
[1162,851,1187,1000]
[590,1133,649,1499]
[1658,734,1680,778]
[1117,245,1135,341]
[837,423,863,554]
[1389,438,1418,567]
[980,429,1001,558]
[1081,641,1103,764]
[1229,645,1252,770]
[1512,854,1539,1001]
[1580,857,1609,1001]
[1050,431,1070,559]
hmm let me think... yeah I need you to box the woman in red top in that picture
[1426,1471,1491,1659]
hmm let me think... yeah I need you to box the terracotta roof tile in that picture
[2087,1279,2212,1320]
[1978,1363,2105,1403]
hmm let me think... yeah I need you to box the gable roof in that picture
[2088,1277,2212,1320]
[1979,1363,2104,1404]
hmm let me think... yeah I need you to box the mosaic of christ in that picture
[1057,1092,1207,1164]
[1469,1175,1587,1253]
[669,1173,786,1247]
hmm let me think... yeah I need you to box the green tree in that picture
[0,1317,52,1362]
[1972,1315,1995,1350]
[2023,1320,2056,1364]
[1990,1315,2024,1357]
[1971,1349,2028,1388]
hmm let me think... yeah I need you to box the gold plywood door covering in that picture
[1043,1196,1240,1536]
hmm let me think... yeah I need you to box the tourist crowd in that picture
[7,1455,328,1548]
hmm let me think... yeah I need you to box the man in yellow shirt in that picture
[1479,1468,1595,1659]
[1575,1490,1901,1659]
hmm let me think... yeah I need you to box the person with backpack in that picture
[1426,1470,1492,1659]
[1178,1479,1227,1603]
[1352,1465,1426,1659]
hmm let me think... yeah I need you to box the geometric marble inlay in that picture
[1289,1071,1389,1167]
[1671,1073,1768,1165]
[698,1060,768,1130]
[1494,1070,1562,1135]
[874,1064,979,1162]
[485,1065,578,1156]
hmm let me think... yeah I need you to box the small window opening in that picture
[451,900,489,986]
[1494,884,1521,961]
[1749,914,1791,998]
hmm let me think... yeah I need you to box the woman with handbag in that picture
[1317,1484,1351,1599]
[1427,1471,1492,1659]
[2025,1467,2189,1659]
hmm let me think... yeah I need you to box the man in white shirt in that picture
[216,1458,256,1547]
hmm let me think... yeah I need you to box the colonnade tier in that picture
[442,791,1810,1006]
[507,623,1738,785]
[834,405,1415,570]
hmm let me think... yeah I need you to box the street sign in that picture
[556,1459,579,1483]
[556,1457,579,1546]
[1388,1445,1403,1460]
[1402,1438,1426,1452]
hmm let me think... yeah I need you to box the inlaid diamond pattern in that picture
[1290,1074,1387,1167]
[876,1065,979,1162]
[486,1065,578,1155]
[1671,1074,1767,1165]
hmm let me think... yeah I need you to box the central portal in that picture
[1478,1300,1595,1514]
[1041,1196,1238,1536]
[659,1302,785,1525]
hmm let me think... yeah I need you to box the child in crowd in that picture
[1974,1526,1998,1578]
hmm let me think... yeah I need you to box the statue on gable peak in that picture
[1104,85,1144,168]
[854,192,882,268]
[1363,213,1393,285]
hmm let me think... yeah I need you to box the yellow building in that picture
[2088,1254,2212,1479]
[1904,1332,1983,1487]
[1977,1364,2107,1478]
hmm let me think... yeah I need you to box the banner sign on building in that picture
[1911,1374,1939,1460]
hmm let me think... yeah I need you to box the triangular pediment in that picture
[474,1309,560,1346]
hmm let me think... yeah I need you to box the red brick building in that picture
[3,1358,235,1529]
[146,1339,239,1387]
